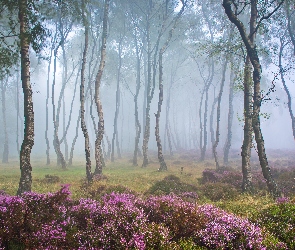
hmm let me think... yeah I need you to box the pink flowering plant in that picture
[0,185,287,249]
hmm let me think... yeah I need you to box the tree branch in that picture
[249,0,285,39]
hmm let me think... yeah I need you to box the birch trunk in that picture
[17,0,34,195]
[94,0,110,175]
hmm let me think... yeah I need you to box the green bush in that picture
[146,174,198,196]
[199,182,239,201]
[254,202,295,249]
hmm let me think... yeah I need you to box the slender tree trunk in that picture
[142,20,152,168]
[111,35,123,162]
[199,87,205,156]
[165,82,173,156]
[155,0,185,169]
[120,97,124,155]
[210,94,218,156]
[156,50,167,171]
[1,79,9,163]
[52,16,73,169]
[62,95,68,161]
[170,122,177,151]
[200,5,215,161]
[201,83,210,160]
[59,59,81,158]
[81,0,92,182]
[223,0,280,197]
[142,10,165,167]
[52,48,66,169]
[45,41,55,165]
[105,132,111,160]
[173,106,181,150]
[279,39,295,139]
[241,56,253,192]
[16,71,20,157]
[54,36,68,168]
[223,67,235,165]
[69,113,80,166]
[133,31,142,166]
[199,59,214,161]
[213,56,229,170]
[182,111,187,150]
[17,0,34,195]
[285,0,295,55]
[94,0,110,175]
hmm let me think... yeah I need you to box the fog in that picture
[0,0,294,168]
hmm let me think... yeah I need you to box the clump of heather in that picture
[197,204,264,249]
[143,194,204,240]
[68,192,170,249]
[201,169,267,194]
[0,185,272,249]
[0,184,71,249]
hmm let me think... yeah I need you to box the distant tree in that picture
[80,0,92,182]
[1,77,9,163]
[129,8,143,166]
[212,26,233,170]
[156,0,187,171]
[223,66,235,165]
[111,29,124,162]
[94,0,110,175]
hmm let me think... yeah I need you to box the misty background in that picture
[0,0,294,165]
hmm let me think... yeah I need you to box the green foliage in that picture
[169,238,206,249]
[199,182,239,201]
[146,174,198,196]
[254,202,295,249]
[215,194,273,218]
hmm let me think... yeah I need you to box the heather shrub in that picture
[276,168,295,196]
[86,184,136,200]
[68,193,155,249]
[0,186,269,249]
[200,182,239,201]
[0,195,25,248]
[0,184,71,249]
[201,169,223,183]
[254,201,295,249]
[201,169,268,195]
[146,174,198,196]
[143,194,204,240]
[197,204,265,249]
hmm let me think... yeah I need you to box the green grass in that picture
[0,154,208,199]
[0,154,277,214]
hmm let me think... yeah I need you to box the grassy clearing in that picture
[2,151,294,248]
[0,153,277,213]
[0,154,208,198]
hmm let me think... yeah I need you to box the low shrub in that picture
[146,174,198,196]
[42,174,61,183]
[201,169,267,194]
[197,204,265,249]
[200,182,239,201]
[87,184,136,200]
[0,186,276,249]
[254,201,295,249]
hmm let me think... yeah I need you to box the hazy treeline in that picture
[0,0,294,194]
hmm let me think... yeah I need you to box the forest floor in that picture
[1,149,294,248]
[1,148,293,205]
